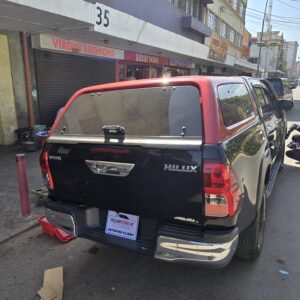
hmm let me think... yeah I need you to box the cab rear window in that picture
[54,85,202,137]
[218,83,254,127]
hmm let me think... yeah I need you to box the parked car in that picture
[289,79,297,89]
[266,77,294,101]
[40,76,293,268]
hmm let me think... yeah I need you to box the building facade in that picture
[204,0,247,60]
[249,31,285,77]
[242,29,251,59]
[0,0,256,144]
[283,41,298,75]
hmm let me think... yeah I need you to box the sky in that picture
[246,0,300,58]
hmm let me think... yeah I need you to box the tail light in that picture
[203,162,242,218]
[40,150,54,190]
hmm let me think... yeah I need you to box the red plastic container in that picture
[38,216,75,243]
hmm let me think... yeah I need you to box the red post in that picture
[16,154,31,217]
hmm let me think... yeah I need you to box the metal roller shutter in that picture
[35,50,115,126]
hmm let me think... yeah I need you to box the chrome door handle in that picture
[85,160,135,177]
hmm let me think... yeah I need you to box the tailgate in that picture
[46,84,204,225]
[47,141,203,224]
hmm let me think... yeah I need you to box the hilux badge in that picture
[164,164,198,173]
[48,155,62,161]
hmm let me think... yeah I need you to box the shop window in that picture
[124,64,162,80]
[119,63,126,81]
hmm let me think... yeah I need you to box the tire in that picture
[278,143,285,172]
[236,189,266,260]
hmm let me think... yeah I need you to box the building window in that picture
[235,34,242,47]
[208,11,217,31]
[170,0,202,20]
[220,22,227,38]
[248,58,258,64]
[168,0,180,7]
[230,29,235,43]
[239,2,245,18]
[232,0,238,11]
[192,0,201,19]
[179,0,188,12]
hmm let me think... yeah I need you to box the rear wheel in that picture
[278,143,285,172]
[236,189,266,260]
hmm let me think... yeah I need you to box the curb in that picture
[0,220,40,245]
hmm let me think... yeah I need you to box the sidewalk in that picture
[0,145,45,243]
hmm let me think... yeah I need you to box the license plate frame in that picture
[105,210,139,241]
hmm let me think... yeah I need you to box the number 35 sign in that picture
[94,3,144,42]
[95,4,110,27]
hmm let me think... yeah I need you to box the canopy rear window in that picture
[54,85,202,137]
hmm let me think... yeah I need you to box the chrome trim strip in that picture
[154,235,238,267]
[85,160,135,177]
[47,135,202,149]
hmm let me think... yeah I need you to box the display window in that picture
[119,63,162,81]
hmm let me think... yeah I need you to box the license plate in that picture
[105,210,139,241]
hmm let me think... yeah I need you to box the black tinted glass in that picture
[54,86,202,137]
[218,83,254,127]
[267,79,284,96]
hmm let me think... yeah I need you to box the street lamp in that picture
[256,0,269,77]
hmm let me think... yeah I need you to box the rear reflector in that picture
[204,163,241,217]
[40,151,54,190]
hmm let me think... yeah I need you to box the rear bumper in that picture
[44,199,238,268]
[155,235,238,268]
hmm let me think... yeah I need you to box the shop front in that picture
[164,58,197,77]
[31,34,124,125]
[118,51,170,81]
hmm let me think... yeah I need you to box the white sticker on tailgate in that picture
[105,210,139,241]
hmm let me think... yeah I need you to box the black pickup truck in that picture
[41,76,293,268]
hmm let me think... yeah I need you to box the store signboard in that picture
[170,58,195,69]
[124,51,170,65]
[208,33,228,63]
[32,34,124,60]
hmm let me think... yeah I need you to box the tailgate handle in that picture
[85,160,134,177]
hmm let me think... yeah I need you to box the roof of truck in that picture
[75,76,245,94]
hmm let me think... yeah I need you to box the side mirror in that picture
[278,100,294,111]
[261,103,272,114]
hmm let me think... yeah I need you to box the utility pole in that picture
[266,0,273,32]
[256,0,269,77]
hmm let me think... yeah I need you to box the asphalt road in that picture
[1,89,300,300]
